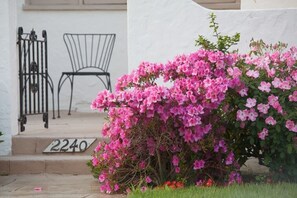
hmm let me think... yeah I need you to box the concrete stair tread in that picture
[21,111,107,138]
[0,155,92,175]
[0,155,92,160]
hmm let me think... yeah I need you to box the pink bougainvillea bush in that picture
[89,14,297,193]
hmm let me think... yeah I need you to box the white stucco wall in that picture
[242,0,297,10]
[17,0,128,112]
[0,0,18,155]
[128,0,297,72]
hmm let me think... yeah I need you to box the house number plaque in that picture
[43,138,96,153]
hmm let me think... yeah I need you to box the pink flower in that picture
[292,70,297,82]
[258,128,269,140]
[272,77,281,88]
[34,187,42,192]
[139,161,146,170]
[267,68,276,77]
[214,140,227,153]
[193,160,205,170]
[246,70,259,78]
[279,81,291,90]
[225,152,234,165]
[245,98,257,108]
[141,186,148,192]
[145,176,152,183]
[238,87,248,97]
[289,91,297,102]
[265,116,276,125]
[100,185,106,193]
[94,144,101,152]
[248,108,258,121]
[172,155,179,166]
[232,67,242,78]
[257,103,270,114]
[236,110,247,121]
[228,67,242,78]
[258,81,271,93]
[286,120,295,131]
[114,184,120,191]
[175,167,180,173]
[228,171,242,185]
[268,95,278,105]
[92,157,99,166]
[99,173,106,182]
[196,180,203,186]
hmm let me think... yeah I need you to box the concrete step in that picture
[0,155,92,175]
[12,136,106,155]
[0,111,107,175]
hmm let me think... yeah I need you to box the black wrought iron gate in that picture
[18,27,55,132]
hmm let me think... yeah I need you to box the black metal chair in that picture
[57,33,116,118]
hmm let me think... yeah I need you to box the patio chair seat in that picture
[62,71,110,76]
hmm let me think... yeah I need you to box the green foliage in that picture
[195,13,240,53]
[249,38,288,56]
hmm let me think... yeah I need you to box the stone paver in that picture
[0,174,126,198]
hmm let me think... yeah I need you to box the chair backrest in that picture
[63,33,116,73]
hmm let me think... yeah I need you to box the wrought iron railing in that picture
[17,27,55,132]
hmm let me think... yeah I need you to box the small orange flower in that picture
[205,178,213,187]
[175,181,184,188]
[163,181,184,189]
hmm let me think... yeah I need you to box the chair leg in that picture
[107,75,112,92]
[57,74,72,118]
[68,75,74,115]
[57,74,65,118]
[48,75,55,119]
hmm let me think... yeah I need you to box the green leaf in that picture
[256,120,263,130]
[287,144,293,154]
[276,125,281,132]
[249,137,255,145]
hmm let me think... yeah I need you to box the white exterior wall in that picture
[17,0,128,112]
[242,0,297,10]
[0,0,18,155]
[128,0,297,72]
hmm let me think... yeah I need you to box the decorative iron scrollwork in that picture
[30,61,38,72]
[18,27,55,132]
[30,83,38,93]
[43,113,48,128]
[18,115,27,132]
[29,29,37,41]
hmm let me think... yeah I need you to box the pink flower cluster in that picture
[90,49,243,193]
[258,128,269,140]
[235,47,297,142]
[286,120,297,133]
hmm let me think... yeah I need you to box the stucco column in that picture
[0,0,18,155]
